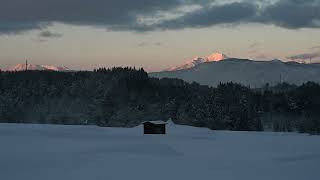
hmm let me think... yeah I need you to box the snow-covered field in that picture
[1,122,319,180]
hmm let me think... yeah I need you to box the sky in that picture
[0,0,320,72]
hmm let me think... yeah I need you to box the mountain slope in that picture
[150,59,320,87]
[7,64,71,72]
[166,52,228,71]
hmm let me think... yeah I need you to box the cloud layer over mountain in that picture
[0,0,320,34]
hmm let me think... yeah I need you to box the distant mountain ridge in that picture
[151,56,320,87]
[7,64,71,72]
[166,52,229,71]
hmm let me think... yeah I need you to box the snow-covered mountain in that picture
[151,57,320,87]
[207,52,229,62]
[7,64,71,72]
[166,52,229,71]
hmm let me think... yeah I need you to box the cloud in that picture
[154,0,320,30]
[31,38,48,43]
[153,42,163,46]
[258,0,320,29]
[0,0,320,34]
[154,2,258,30]
[249,42,260,49]
[39,30,62,38]
[137,42,148,47]
[137,42,163,47]
[0,0,191,33]
[310,45,320,49]
[288,52,320,60]
[0,21,49,34]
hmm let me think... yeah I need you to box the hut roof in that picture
[142,121,167,125]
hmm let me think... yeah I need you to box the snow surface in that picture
[0,123,319,180]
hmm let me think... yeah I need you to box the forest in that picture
[0,68,319,134]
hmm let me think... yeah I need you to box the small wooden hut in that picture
[143,121,167,134]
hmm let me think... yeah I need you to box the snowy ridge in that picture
[41,65,71,71]
[7,64,71,72]
[166,52,229,71]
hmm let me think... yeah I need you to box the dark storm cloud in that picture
[258,0,320,29]
[155,0,320,30]
[0,0,191,33]
[0,0,320,34]
[288,52,320,60]
[0,0,186,23]
[155,2,257,29]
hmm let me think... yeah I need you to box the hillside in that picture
[1,68,320,134]
[151,59,320,87]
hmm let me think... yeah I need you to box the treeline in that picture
[0,68,319,134]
